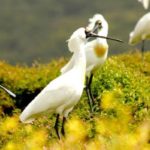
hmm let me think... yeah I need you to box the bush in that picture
[0,58,66,112]
[0,52,150,149]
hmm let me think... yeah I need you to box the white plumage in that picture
[129,12,150,45]
[61,14,109,75]
[138,0,149,9]
[20,28,87,124]
[61,14,109,112]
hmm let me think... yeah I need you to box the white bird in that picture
[138,0,149,9]
[129,12,150,60]
[61,14,123,112]
[61,14,108,112]
[19,27,103,139]
[0,85,16,98]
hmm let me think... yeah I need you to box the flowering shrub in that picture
[0,52,150,149]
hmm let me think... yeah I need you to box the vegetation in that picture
[0,0,149,64]
[0,51,150,149]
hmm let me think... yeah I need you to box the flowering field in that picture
[0,51,150,150]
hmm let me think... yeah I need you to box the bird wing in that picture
[20,72,77,123]
[20,84,75,123]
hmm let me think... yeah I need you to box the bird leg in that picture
[61,116,66,137]
[54,114,61,139]
[88,73,95,103]
[85,74,94,112]
[141,40,145,62]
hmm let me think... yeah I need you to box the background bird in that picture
[138,0,149,9]
[61,14,110,112]
[20,27,101,139]
[129,12,150,61]
[0,85,16,98]
[61,14,109,112]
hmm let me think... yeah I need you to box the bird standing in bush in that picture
[20,27,108,139]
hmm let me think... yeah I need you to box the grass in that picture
[0,51,150,149]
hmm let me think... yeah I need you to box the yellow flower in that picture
[3,141,21,150]
[0,116,19,135]
[65,117,87,144]
[85,139,102,150]
[25,129,48,149]
[24,124,34,134]
[101,91,115,109]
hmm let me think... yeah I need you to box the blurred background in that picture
[0,0,149,65]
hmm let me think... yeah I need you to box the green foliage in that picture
[0,52,150,149]
[92,52,150,120]
[0,58,66,112]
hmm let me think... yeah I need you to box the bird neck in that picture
[73,44,86,69]
[72,44,86,83]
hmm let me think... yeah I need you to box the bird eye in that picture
[95,20,102,28]
[96,20,101,25]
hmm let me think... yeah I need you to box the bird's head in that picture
[86,14,108,36]
[67,27,101,52]
[67,27,103,52]
[67,27,123,53]
[67,28,87,52]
